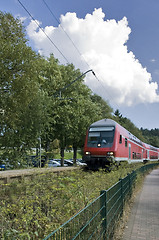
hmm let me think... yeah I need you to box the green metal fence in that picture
[101,170,136,239]
[43,163,159,240]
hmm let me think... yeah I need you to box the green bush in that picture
[0,163,144,239]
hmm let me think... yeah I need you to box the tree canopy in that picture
[0,12,114,166]
[0,12,48,165]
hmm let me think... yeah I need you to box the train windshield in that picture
[87,126,115,147]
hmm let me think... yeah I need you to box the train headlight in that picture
[107,152,114,156]
[85,151,90,155]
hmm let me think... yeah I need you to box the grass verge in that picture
[0,162,152,239]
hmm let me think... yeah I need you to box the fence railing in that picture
[43,163,159,240]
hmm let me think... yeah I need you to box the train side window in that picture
[125,138,128,147]
[132,152,134,159]
[119,135,122,144]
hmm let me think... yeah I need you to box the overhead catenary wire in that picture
[17,0,121,111]
[17,0,70,63]
[42,0,90,70]
[41,0,121,111]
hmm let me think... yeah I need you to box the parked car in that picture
[53,159,69,167]
[0,164,5,171]
[64,159,73,166]
[48,160,61,167]
[64,159,86,166]
[30,155,46,167]
[48,160,68,167]
[76,159,87,166]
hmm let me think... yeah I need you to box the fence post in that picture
[119,178,123,215]
[100,190,107,240]
[127,173,131,197]
[133,170,137,185]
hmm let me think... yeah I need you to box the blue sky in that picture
[1,0,159,129]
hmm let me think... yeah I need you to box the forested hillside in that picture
[114,110,159,148]
[140,128,159,148]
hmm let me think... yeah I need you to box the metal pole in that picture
[54,69,96,98]
[38,137,41,168]
[100,190,107,239]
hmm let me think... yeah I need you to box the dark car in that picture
[30,155,46,167]
[0,164,5,171]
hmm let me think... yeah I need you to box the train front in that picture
[83,119,117,169]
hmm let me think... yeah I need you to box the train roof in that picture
[90,118,129,136]
[144,142,159,152]
[90,119,117,127]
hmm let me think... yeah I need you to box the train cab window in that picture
[125,138,128,147]
[87,126,115,147]
[119,135,122,144]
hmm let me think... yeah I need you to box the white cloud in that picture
[26,8,159,106]
[150,59,156,62]
[15,14,27,23]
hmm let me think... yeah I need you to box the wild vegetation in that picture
[114,110,159,147]
[140,127,159,148]
[0,162,145,239]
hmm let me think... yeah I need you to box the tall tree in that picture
[54,64,104,165]
[38,54,63,160]
[113,112,146,142]
[0,12,47,166]
[91,94,113,119]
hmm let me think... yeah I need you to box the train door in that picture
[146,150,149,160]
[142,149,144,160]
[129,143,131,163]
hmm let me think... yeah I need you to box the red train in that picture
[83,119,159,169]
